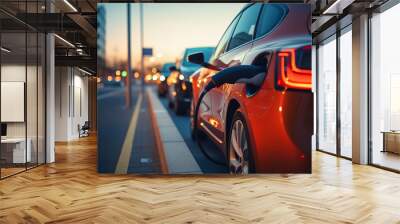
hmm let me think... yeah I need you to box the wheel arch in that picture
[225,96,258,172]
[224,99,240,158]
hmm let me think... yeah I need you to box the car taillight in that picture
[276,46,311,91]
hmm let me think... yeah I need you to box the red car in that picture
[189,3,312,173]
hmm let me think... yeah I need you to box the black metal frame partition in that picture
[0,0,47,180]
[315,20,353,161]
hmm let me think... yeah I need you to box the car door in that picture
[208,3,263,142]
[197,10,240,144]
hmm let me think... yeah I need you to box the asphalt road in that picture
[97,84,160,173]
[97,83,227,174]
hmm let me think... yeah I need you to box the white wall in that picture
[55,66,70,141]
[1,65,35,138]
[55,67,89,141]
[1,63,46,164]
[72,73,89,138]
[1,65,26,136]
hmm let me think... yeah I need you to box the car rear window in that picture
[255,4,288,38]
[227,4,262,51]
[162,63,174,72]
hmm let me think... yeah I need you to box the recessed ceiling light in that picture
[54,34,75,48]
[1,47,11,53]
[78,67,92,76]
[322,0,354,15]
[63,0,78,12]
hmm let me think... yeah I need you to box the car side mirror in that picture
[188,52,221,71]
[188,52,204,65]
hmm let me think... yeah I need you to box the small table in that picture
[381,131,400,154]
[1,138,31,164]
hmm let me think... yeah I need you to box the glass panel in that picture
[255,4,286,38]
[1,30,28,177]
[227,4,261,51]
[211,14,240,61]
[38,32,45,165]
[371,4,400,171]
[317,36,337,154]
[27,30,38,169]
[26,0,40,169]
[0,1,46,178]
[339,29,352,158]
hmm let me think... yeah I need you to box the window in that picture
[255,4,287,38]
[317,36,337,155]
[0,1,46,179]
[210,14,240,61]
[227,4,262,51]
[339,28,352,158]
[370,3,400,171]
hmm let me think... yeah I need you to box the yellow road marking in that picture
[115,93,143,174]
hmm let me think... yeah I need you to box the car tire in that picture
[157,89,165,97]
[227,111,255,174]
[168,98,174,108]
[174,97,186,115]
[189,101,195,139]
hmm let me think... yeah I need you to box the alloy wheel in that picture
[229,119,249,174]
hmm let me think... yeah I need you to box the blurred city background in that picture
[98,3,244,84]
[97,3,245,173]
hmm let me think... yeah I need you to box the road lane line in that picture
[115,93,143,174]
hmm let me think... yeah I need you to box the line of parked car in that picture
[158,47,214,115]
[157,3,312,174]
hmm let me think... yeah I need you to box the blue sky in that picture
[100,3,245,66]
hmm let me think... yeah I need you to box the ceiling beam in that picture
[55,55,96,72]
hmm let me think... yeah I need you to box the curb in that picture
[146,90,169,174]
[146,88,202,174]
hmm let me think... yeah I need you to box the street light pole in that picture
[126,3,132,107]
[140,3,145,93]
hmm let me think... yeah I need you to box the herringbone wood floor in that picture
[1,135,400,224]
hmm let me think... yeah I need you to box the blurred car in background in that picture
[158,62,175,97]
[167,47,214,115]
[102,79,124,88]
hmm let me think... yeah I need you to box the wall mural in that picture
[97,3,312,174]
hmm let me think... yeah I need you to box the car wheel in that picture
[189,102,195,139]
[168,97,174,108]
[157,89,164,97]
[174,97,186,115]
[228,111,254,174]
